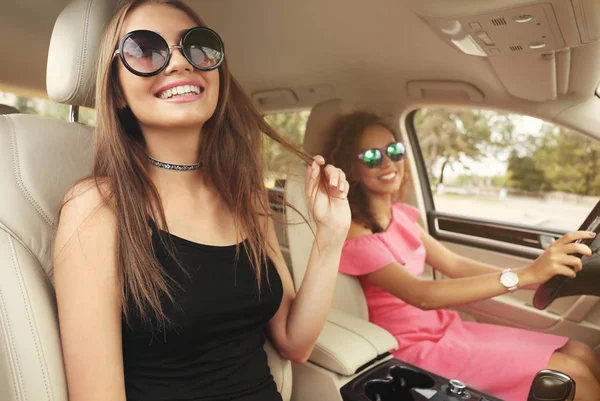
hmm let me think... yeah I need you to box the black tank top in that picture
[122,224,284,401]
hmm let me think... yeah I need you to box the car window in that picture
[413,107,600,232]
[0,90,96,126]
[263,109,310,188]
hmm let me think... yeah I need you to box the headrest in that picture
[0,104,19,114]
[46,0,119,108]
[303,99,354,156]
[303,99,398,157]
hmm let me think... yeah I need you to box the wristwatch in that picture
[500,268,519,292]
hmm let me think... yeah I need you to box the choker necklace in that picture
[147,155,202,171]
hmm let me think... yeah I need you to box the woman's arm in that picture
[266,157,350,363]
[53,183,127,401]
[368,231,593,310]
[417,225,505,278]
[265,218,344,363]
[368,262,528,310]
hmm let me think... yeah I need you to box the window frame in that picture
[405,108,575,259]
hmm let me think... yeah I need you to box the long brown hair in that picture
[324,111,410,233]
[75,0,315,328]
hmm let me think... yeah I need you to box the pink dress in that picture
[340,202,568,401]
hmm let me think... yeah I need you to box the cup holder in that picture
[364,379,397,401]
[389,366,435,389]
[363,365,435,401]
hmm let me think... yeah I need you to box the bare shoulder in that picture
[346,221,373,241]
[59,177,114,221]
[54,177,117,265]
[61,177,112,213]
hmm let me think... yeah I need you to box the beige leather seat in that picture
[0,0,291,400]
[0,104,19,114]
[286,99,370,318]
[284,100,400,401]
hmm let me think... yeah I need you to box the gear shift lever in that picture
[527,369,575,401]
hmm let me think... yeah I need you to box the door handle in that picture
[539,234,557,249]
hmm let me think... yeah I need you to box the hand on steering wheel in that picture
[522,231,595,285]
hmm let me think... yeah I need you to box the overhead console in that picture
[421,3,565,58]
[409,0,600,102]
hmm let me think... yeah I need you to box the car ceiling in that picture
[2,0,600,138]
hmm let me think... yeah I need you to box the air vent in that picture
[491,18,507,26]
[510,45,523,52]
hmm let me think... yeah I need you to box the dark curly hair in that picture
[324,111,410,233]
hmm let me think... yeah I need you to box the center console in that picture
[299,309,502,401]
[339,359,501,401]
[297,309,574,401]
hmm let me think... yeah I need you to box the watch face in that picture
[501,271,519,287]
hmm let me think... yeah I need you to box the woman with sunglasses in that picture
[52,2,351,401]
[324,111,600,401]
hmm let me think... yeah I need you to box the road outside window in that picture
[413,108,600,232]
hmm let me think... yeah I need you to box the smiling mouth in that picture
[379,172,397,180]
[156,85,204,99]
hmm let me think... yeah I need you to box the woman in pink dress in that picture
[323,111,600,400]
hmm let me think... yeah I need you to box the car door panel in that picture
[437,230,600,355]
[407,107,600,356]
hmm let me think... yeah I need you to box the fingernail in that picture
[590,232,597,237]
[330,178,338,186]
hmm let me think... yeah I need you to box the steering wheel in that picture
[533,206,600,310]
[533,249,600,309]
[533,201,600,309]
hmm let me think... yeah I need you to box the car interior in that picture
[2,0,600,400]
[0,105,19,114]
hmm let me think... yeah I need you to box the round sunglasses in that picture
[113,27,225,77]
[358,142,406,168]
